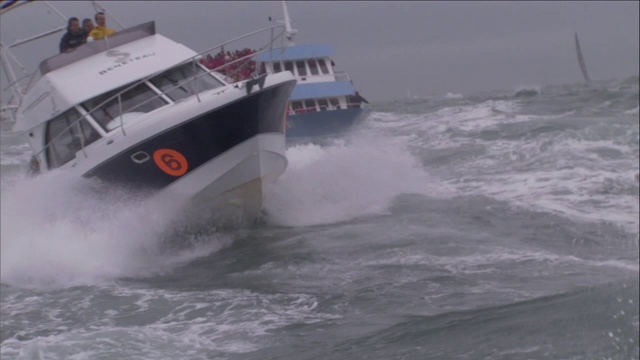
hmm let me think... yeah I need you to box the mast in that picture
[281,1,297,46]
[574,32,591,84]
[91,1,127,30]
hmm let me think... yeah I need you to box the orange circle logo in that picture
[153,149,188,176]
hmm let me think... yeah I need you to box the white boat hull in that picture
[157,132,287,226]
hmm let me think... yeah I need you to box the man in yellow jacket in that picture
[87,12,116,41]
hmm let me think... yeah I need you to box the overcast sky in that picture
[1,1,638,102]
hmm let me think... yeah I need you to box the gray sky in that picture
[1,1,638,102]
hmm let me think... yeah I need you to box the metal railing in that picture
[290,102,368,114]
[333,71,351,82]
[32,24,289,170]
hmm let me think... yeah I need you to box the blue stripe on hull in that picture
[285,108,369,138]
[290,80,355,101]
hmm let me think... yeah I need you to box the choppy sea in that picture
[1,77,639,359]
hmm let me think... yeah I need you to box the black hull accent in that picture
[84,81,295,189]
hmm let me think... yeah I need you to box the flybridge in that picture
[39,21,156,75]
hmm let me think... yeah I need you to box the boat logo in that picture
[98,52,157,75]
[153,149,189,176]
[106,50,130,64]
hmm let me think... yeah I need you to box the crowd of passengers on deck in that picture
[59,12,116,53]
[198,48,259,82]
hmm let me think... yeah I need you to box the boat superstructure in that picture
[253,1,370,138]
[197,1,369,139]
[1,1,296,224]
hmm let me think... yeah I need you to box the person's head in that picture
[94,12,106,27]
[82,18,94,33]
[67,17,80,33]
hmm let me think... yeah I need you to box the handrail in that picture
[334,71,351,82]
[291,102,367,114]
[29,24,288,168]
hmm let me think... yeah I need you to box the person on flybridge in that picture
[87,12,116,41]
[82,18,95,39]
[59,17,86,53]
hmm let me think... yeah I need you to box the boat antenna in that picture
[0,43,23,99]
[281,1,297,46]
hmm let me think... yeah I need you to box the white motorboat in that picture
[1,1,296,225]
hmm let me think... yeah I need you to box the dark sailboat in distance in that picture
[574,32,591,84]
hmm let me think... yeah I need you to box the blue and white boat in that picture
[253,1,370,139]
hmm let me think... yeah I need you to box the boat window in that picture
[308,60,319,75]
[82,82,168,131]
[46,108,101,169]
[273,62,282,73]
[296,61,307,76]
[318,59,329,74]
[329,98,340,109]
[150,62,224,102]
[304,99,316,112]
[283,61,294,74]
[317,98,328,110]
[291,101,303,112]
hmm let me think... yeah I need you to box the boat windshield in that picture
[46,108,101,169]
[150,62,224,102]
[81,82,168,131]
[78,61,225,132]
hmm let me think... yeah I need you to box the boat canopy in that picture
[254,44,334,62]
[290,80,354,101]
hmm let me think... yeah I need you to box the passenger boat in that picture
[255,1,370,138]
[0,1,296,224]
[198,1,370,139]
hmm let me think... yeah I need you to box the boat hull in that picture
[83,78,295,225]
[155,132,286,227]
[285,107,369,138]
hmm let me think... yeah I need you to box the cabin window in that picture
[150,62,224,102]
[317,98,328,111]
[283,61,294,74]
[296,61,307,76]
[46,108,101,169]
[291,101,303,112]
[308,60,319,75]
[304,99,316,112]
[318,59,329,74]
[329,98,341,109]
[273,62,282,73]
[82,82,168,131]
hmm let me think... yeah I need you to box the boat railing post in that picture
[118,93,126,136]
[190,60,201,103]
[76,122,88,158]
[270,28,274,73]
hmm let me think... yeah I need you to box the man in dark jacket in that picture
[59,17,85,53]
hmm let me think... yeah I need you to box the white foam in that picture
[625,106,639,115]
[0,170,227,290]
[444,92,464,99]
[1,288,340,359]
[373,101,639,233]
[264,134,455,227]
